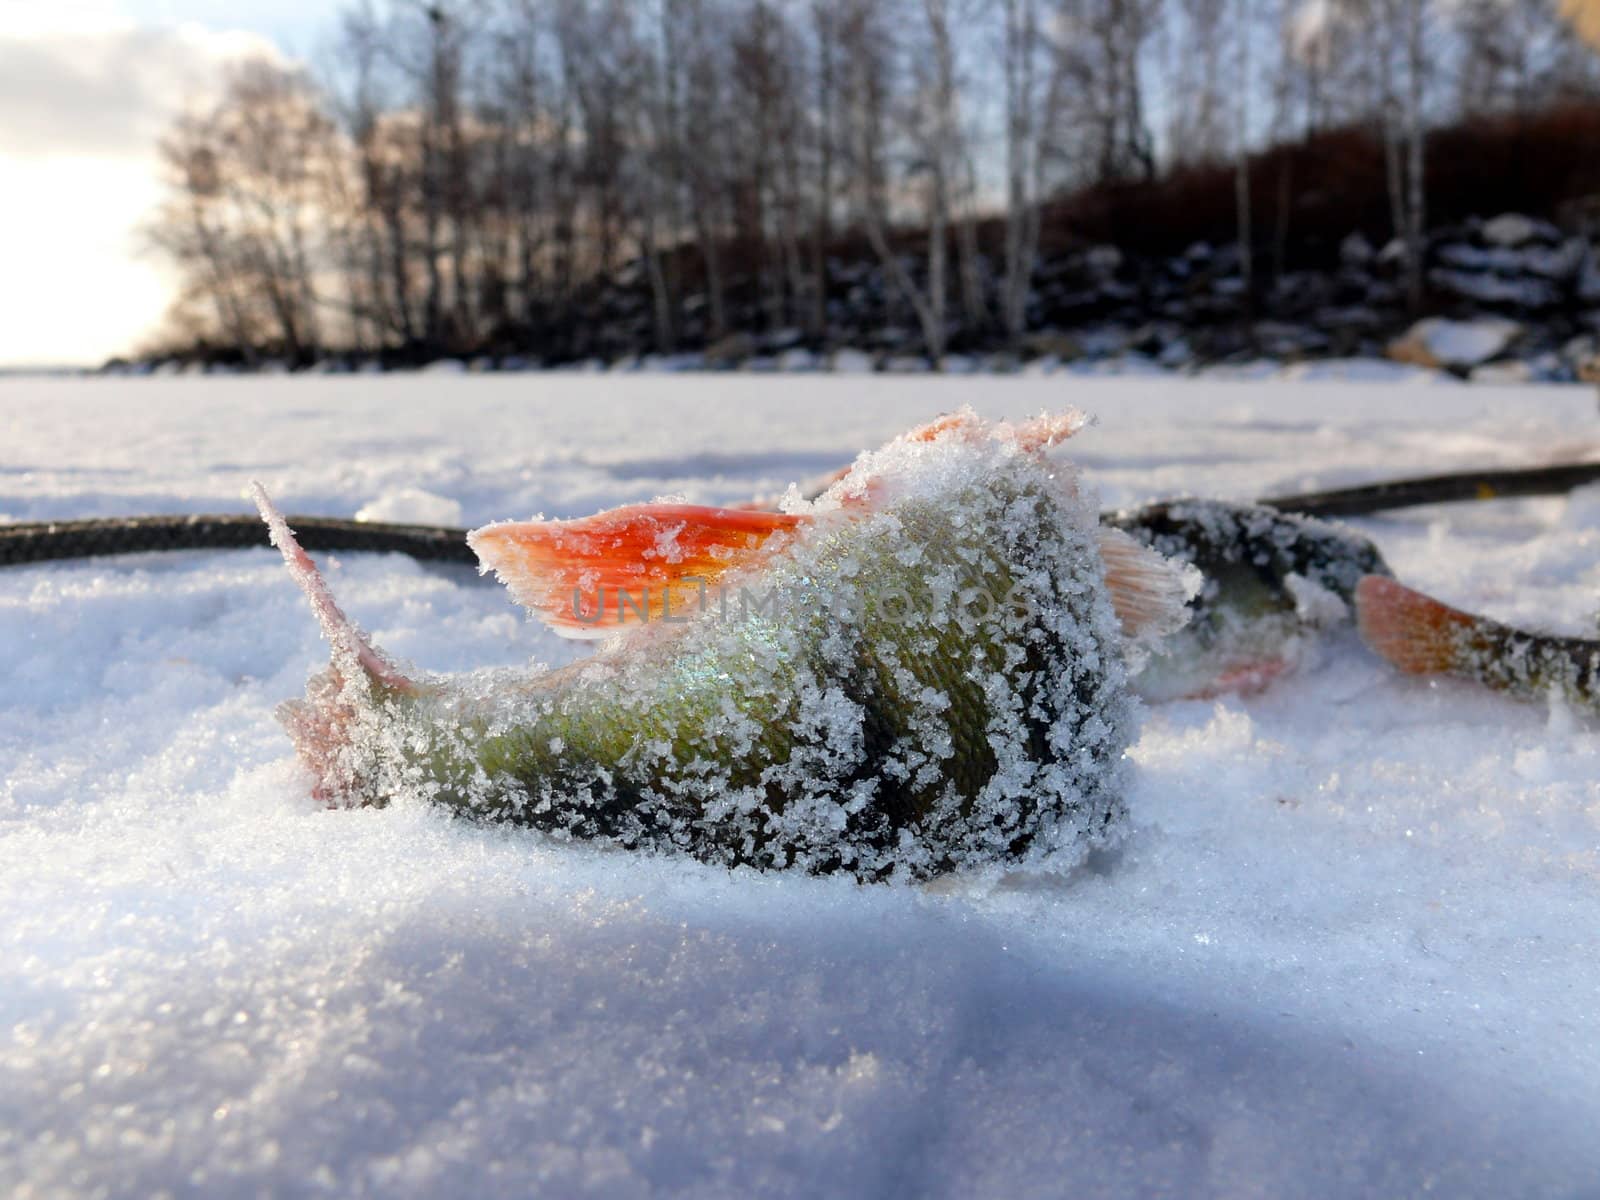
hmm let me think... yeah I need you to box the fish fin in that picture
[250,482,416,693]
[904,410,984,443]
[1004,410,1091,452]
[469,503,805,639]
[253,482,417,806]
[1354,575,1478,675]
[1096,526,1198,642]
[900,408,1089,452]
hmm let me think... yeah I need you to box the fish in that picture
[1105,499,1393,700]
[257,408,1194,881]
[1108,498,1600,715]
[774,452,1600,714]
[1356,576,1600,714]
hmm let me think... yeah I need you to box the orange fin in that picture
[1096,527,1198,643]
[1355,575,1477,675]
[469,503,805,639]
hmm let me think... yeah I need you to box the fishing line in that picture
[4,460,1600,569]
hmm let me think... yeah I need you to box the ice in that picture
[3,376,1600,1195]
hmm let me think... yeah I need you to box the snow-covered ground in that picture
[3,376,1599,1197]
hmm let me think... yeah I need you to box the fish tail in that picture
[250,482,415,694]
[1354,575,1477,675]
[1356,574,1600,711]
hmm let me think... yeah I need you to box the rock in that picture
[703,332,756,365]
[883,355,930,373]
[1158,337,1193,368]
[1085,245,1123,275]
[1562,333,1598,369]
[1468,360,1534,384]
[1427,269,1558,308]
[1076,326,1133,356]
[1340,233,1374,267]
[1522,238,1586,280]
[829,349,876,373]
[776,348,817,372]
[1578,253,1600,304]
[1022,331,1082,360]
[1387,316,1522,370]
[1480,213,1556,248]
[761,327,804,351]
[1314,306,1383,332]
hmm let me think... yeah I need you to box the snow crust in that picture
[3,376,1600,1196]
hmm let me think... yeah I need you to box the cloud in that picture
[0,24,281,160]
[0,21,290,364]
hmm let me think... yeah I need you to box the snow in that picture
[1278,356,1453,384]
[1480,213,1556,248]
[354,487,465,527]
[1391,316,1523,369]
[3,376,1600,1196]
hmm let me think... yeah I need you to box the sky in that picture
[0,2,327,367]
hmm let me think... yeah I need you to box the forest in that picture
[140,0,1600,369]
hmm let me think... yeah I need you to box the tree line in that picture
[145,0,1600,367]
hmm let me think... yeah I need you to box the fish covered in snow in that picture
[1104,498,1600,712]
[257,409,1194,881]
[1107,499,1392,700]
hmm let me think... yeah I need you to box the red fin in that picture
[1355,575,1477,675]
[470,503,805,639]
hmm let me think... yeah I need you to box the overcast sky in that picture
[0,1,328,366]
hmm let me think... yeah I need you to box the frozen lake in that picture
[3,375,1599,1197]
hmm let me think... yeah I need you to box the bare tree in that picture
[145,59,338,362]
[1001,0,1047,342]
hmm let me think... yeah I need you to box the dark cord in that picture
[5,459,1600,568]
